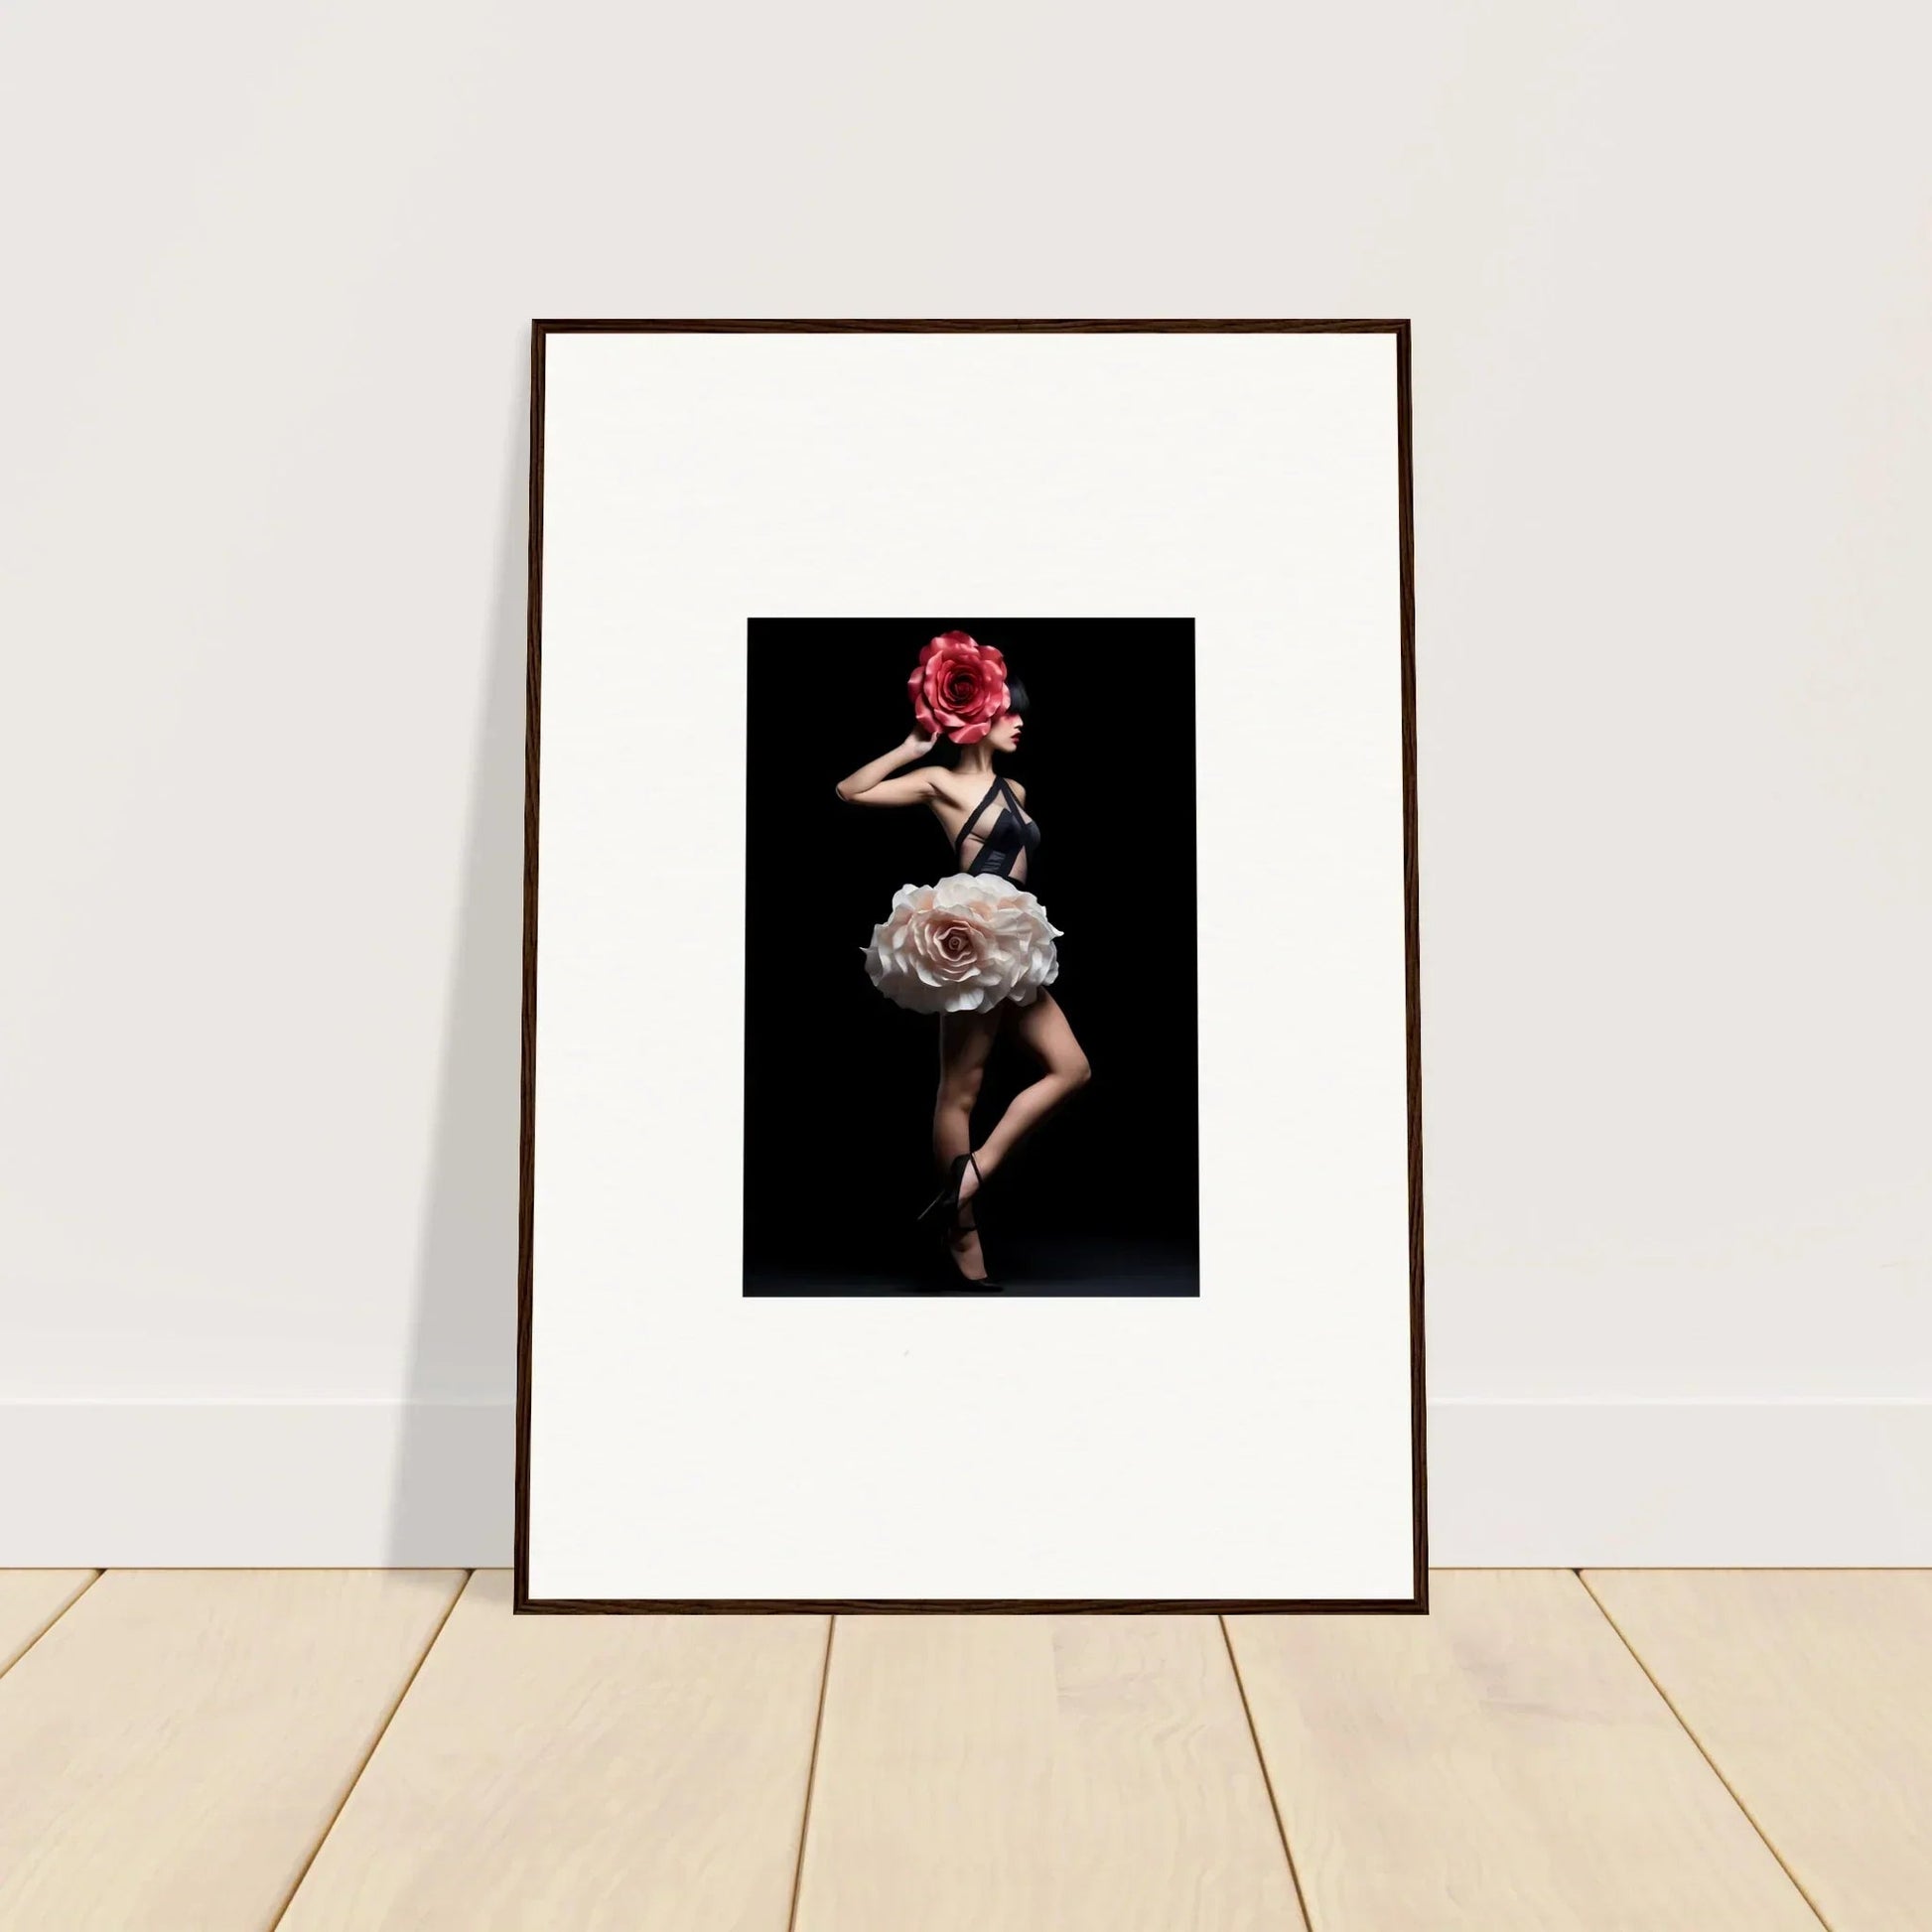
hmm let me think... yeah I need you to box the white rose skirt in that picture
[864,874,1061,1015]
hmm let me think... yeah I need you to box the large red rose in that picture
[907,630,1010,746]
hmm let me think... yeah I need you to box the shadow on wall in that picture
[389,346,526,1565]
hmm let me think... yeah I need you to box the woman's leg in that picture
[957,993,1090,1203]
[934,1009,1001,1278]
[934,1008,1001,1172]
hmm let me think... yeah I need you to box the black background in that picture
[743,619,1198,1296]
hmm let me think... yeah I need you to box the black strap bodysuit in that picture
[954,774,1040,885]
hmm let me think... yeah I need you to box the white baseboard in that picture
[0,1400,512,1568]
[3,1397,1927,1569]
[1428,1396,1932,1567]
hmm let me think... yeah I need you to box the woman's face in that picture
[987,709,1025,755]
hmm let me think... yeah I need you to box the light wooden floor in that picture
[0,1572,1924,1929]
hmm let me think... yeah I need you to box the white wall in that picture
[3,0,1927,1565]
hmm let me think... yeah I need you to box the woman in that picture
[836,631,1091,1291]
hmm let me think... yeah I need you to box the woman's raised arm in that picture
[836,732,938,805]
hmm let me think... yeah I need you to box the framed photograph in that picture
[744,617,1201,1302]
[519,321,1424,1610]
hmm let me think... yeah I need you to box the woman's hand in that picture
[902,729,937,759]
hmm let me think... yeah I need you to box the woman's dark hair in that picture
[929,676,1029,766]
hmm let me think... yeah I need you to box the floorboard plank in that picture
[0,1571,95,1675]
[0,1568,463,1931]
[794,1614,1306,1932]
[1228,1571,1822,1930]
[1586,1569,1932,1932]
[278,1572,828,1931]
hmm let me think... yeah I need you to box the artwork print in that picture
[743,619,1198,1298]
[520,321,1423,1610]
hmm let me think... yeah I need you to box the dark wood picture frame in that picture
[515,319,1425,1614]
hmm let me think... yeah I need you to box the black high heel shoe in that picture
[917,1152,987,1229]
[929,1209,1004,1293]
